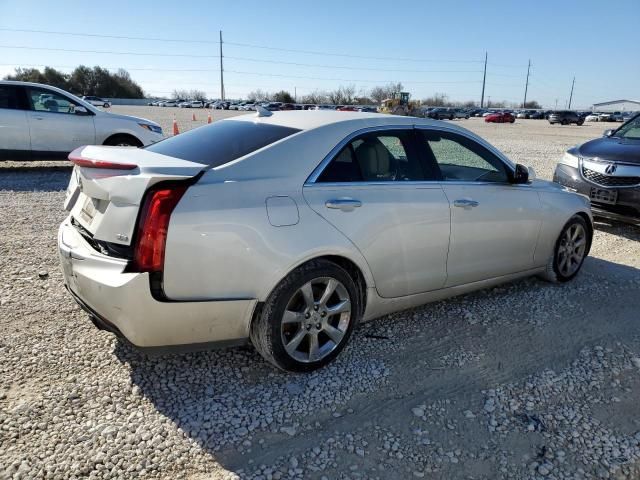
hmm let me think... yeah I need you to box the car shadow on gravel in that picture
[0,167,71,192]
[594,219,640,242]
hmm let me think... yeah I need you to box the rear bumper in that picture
[553,164,640,224]
[58,218,256,350]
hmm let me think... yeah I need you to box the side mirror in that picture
[603,129,614,137]
[75,105,90,115]
[511,163,530,184]
[527,166,537,181]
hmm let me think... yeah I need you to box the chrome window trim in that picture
[304,123,517,187]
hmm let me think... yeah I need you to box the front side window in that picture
[613,114,640,140]
[26,87,81,114]
[317,130,423,183]
[0,85,26,110]
[419,130,509,183]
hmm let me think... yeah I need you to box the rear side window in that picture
[0,86,27,110]
[146,120,300,167]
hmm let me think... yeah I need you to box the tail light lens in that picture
[131,184,188,272]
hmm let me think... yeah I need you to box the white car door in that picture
[303,128,451,298]
[25,86,96,156]
[0,84,31,159]
[416,127,542,287]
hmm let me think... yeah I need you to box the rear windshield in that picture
[146,120,300,167]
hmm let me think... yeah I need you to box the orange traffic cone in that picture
[172,118,179,136]
[207,111,212,124]
[192,113,197,121]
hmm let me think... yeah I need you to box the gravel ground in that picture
[1,111,640,479]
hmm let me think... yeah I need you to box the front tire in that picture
[250,260,359,372]
[540,215,591,283]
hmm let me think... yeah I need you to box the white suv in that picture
[0,81,163,160]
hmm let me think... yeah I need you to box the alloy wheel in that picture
[280,277,351,363]
[557,223,587,277]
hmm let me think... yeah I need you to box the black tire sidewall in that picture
[552,215,590,282]
[254,261,360,372]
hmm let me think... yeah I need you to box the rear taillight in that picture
[131,184,188,272]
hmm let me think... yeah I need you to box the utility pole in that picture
[294,87,297,103]
[568,76,575,109]
[522,59,531,108]
[480,52,487,108]
[487,96,491,108]
[219,30,225,101]
[555,98,558,110]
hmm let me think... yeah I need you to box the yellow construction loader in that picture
[378,92,421,115]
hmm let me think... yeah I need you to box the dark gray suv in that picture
[548,110,584,126]
[553,113,640,224]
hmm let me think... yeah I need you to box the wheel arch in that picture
[254,254,371,327]
[102,132,143,147]
[574,211,594,255]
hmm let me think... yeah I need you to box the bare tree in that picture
[247,89,270,101]
[301,90,329,104]
[171,89,189,100]
[370,82,405,104]
[188,89,207,101]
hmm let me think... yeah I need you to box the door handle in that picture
[325,198,362,211]
[33,116,44,120]
[453,198,479,208]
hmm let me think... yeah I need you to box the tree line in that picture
[4,66,145,98]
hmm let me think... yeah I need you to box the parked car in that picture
[161,100,178,107]
[428,108,455,120]
[190,100,204,108]
[228,102,242,110]
[264,102,282,111]
[548,111,584,125]
[585,113,601,122]
[611,112,625,122]
[0,81,163,160]
[357,106,378,113]
[58,111,592,372]
[280,103,296,111]
[337,105,358,112]
[553,113,640,225]
[82,96,111,108]
[485,112,515,123]
[529,111,545,119]
[453,109,470,119]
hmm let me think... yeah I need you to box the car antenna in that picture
[256,105,273,117]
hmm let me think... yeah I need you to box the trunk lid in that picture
[64,145,207,246]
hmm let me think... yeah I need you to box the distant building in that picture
[591,100,640,112]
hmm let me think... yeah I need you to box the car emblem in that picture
[604,163,617,175]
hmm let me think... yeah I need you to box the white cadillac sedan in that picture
[0,81,163,160]
[59,110,593,371]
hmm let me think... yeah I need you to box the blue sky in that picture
[0,0,638,107]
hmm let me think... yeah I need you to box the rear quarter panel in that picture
[162,175,374,302]
[533,182,592,265]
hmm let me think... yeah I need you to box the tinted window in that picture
[146,120,300,167]
[317,130,423,183]
[0,86,26,110]
[419,130,509,183]
[614,114,640,140]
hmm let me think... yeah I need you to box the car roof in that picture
[226,110,471,133]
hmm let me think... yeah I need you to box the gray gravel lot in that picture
[1,110,640,479]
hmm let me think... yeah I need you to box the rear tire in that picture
[250,260,360,372]
[103,134,143,147]
[561,119,568,125]
[539,215,591,283]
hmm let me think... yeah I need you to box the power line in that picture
[0,45,485,73]
[0,26,485,64]
[0,61,481,87]
[0,27,220,44]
